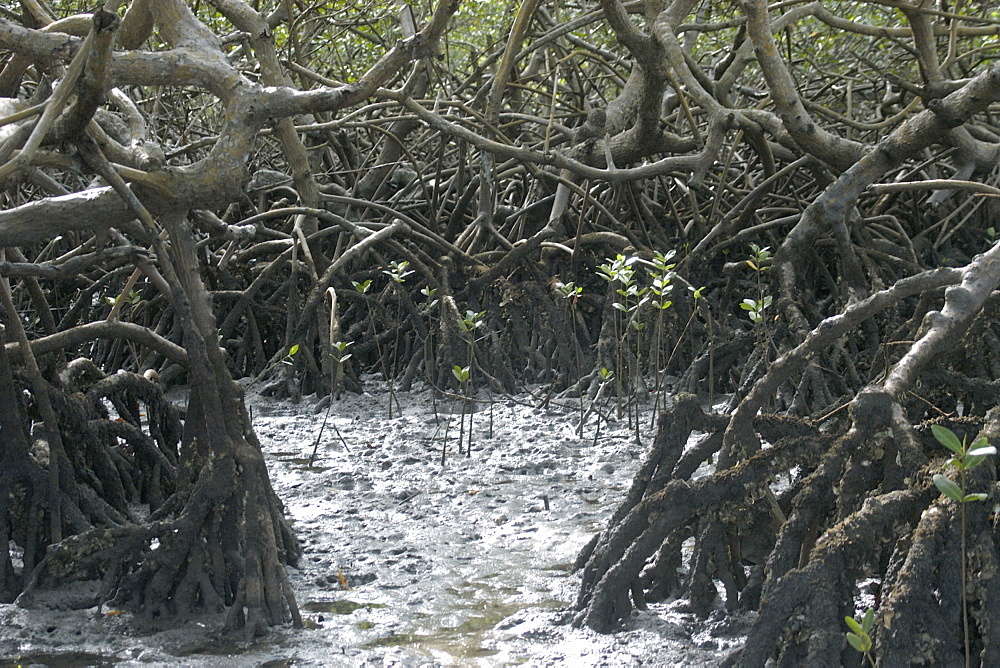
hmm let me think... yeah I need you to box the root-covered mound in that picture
[573,243,1000,666]
[1,338,301,636]
[0,207,302,637]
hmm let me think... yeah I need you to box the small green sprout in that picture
[740,295,772,323]
[383,260,414,284]
[845,608,875,667]
[421,285,439,308]
[452,365,470,383]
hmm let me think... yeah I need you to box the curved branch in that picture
[741,0,867,171]
[4,321,187,366]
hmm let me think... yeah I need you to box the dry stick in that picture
[569,297,584,437]
[309,290,351,466]
[308,403,350,466]
[441,411,452,467]
[465,333,475,457]
[327,287,344,398]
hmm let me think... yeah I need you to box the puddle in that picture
[539,562,575,572]
[272,455,333,472]
[301,600,387,615]
[0,653,118,667]
[258,660,296,668]
[362,592,565,661]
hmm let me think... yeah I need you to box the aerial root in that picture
[573,410,827,632]
[732,487,930,666]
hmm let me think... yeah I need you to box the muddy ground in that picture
[0,382,752,666]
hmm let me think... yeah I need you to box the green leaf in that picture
[933,474,963,502]
[844,617,863,635]
[932,425,964,455]
[963,493,988,503]
[846,632,869,653]
[740,300,756,311]
[288,344,300,356]
[964,453,988,470]
[861,608,875,634]
[612,302,628,312]
[968,445,996,457]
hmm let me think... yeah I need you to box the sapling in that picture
[695,285,715,406]
[331,340,352,399]
[597,254,642,421]
[630,312,647,444]
[309,339,353,466]
[931,424,995,668]
[456,309,485,457]
[597,256,625,418]
[844,608,875,667]
[740,295,772,326]
[664,285,705,368]
[452,364,470,456]
[743,244,773,349]
[555,280,585,436]
[658,284,708,426]
[247,344,299,388]
[421,285,440,421]
[382,260,414,417]
[619,259,649,437]
[646,250,676,423]
[352,278,389,414]
[592,366,614,447]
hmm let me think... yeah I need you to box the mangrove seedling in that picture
[353,278,390,413]
[591,366,615,447]
[308,340,354,466]
[421,285,440,420]
[745,244,773,350]
[844,608,875,667]
[452,364,471,457]
[382,260,414,417]
[247,344,299,388]
[931,424,995,667]
[331,340,352,398]
[740,295,772,324]
[456,309,485,457]
[556,280,585,436]
[598,254,642,421]
[646,250,676,422]
[661,284,710,421]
